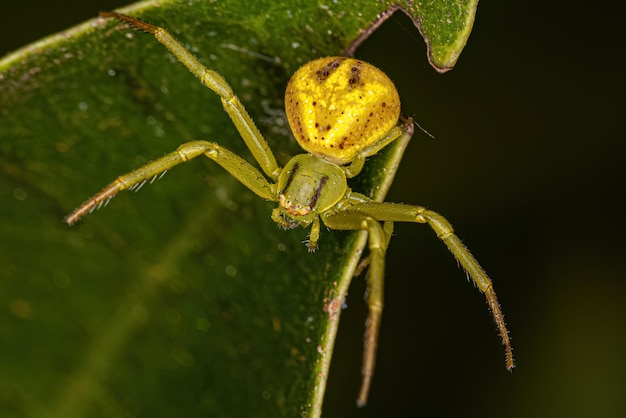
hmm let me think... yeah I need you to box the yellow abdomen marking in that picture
[285,57,401,165]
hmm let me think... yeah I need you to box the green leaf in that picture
[0,1,476,417]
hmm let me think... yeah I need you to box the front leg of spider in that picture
[67,12,513,409]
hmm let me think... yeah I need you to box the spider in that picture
[66,12,514,407]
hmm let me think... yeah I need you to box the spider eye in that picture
[279,194,312,216]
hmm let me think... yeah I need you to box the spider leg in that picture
[346,201,515,371]
[100,12,281,180]
[353,221,394,277]
[321,212,389,407]
[306,216,322,252]
[66,140,275,225]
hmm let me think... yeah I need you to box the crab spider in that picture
[67,12,514,407]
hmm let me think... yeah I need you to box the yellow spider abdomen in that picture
[285,57,401,165]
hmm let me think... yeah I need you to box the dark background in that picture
[2,1,625,417]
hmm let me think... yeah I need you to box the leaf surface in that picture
[0,1,477,416]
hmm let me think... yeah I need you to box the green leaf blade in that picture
[0,1,477,416]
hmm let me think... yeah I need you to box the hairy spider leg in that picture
[99,12,280,180]
[320,209,388,406]
[357,218,387,407]
[65,141,276,225]
[323,198,515,406]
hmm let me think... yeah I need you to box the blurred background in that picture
[2,1,625,417]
